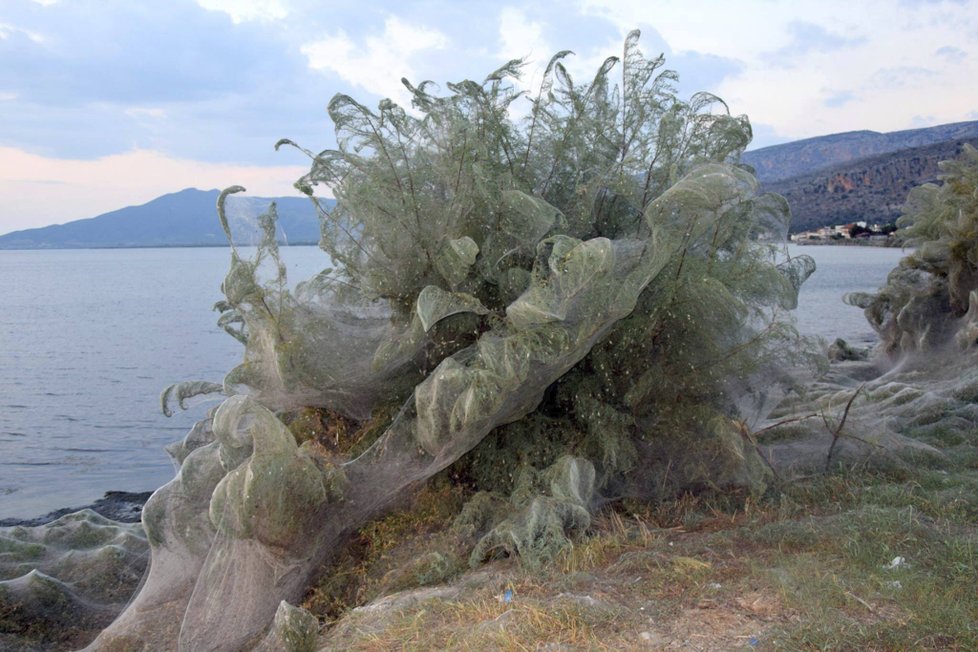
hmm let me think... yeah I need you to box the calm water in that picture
[0,244,906,519]
[0,246,328,518]
[788,244,906,345]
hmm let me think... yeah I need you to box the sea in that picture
[0,243,906,519]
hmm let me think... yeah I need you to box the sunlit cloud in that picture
[195,0,289,23]
[0,21,45,43]
[302,16,449,103]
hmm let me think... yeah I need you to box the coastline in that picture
[0,490,151,527]
[793,237,902,247]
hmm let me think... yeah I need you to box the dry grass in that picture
[307,425,978,650]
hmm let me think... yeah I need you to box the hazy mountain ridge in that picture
[0,188,331,249]
[743,120,978,183]
[5,120,978,248]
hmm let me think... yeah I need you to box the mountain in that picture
[764,137,978,233]
[740,121,978,233]
[0,188,332,249]
[742,120,978,183]
[7,120,978,247]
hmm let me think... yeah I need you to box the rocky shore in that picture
[793,237,902,247]
[0,490,152,528]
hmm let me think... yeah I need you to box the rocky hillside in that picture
[742,120,978,183]
[765,138,978,233]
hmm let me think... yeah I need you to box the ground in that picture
[4,361,977,651]
[312,455,978,651]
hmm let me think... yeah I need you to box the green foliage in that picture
[469,457,595,570]
[220,30,815,565]
[847,144,978,354]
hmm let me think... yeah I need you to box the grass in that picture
[302,477,472,623]
[307,422,978,650]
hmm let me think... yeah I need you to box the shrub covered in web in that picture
[232,31,819,502]
[846,144,978,355]
[124,31,819,651]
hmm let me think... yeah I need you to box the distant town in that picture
[791,221,899,245]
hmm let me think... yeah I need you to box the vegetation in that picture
[312,444,978,651]
[85,29,978,652]
[97,29,828,649]
[306,131,978,652]
[6,29,978,652]
[222,26,819,558]
[847,144,978,355]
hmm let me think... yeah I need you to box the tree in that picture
[93,31,815,650]
[846,144,978,355]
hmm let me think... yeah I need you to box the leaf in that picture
[416,285,489,332]
[499,190,561,245]
[434,236,479,288]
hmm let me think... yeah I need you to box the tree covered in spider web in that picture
[107,31,817,650]
[261,29,818,499]
[846,144,978,356]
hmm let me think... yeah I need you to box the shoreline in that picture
[0,490,152,527]
[792,238,902,247]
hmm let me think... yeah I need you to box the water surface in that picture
[0,246,326,518]
[789,243,906,345]
[0,243,906,518]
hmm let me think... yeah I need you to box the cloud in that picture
[668,50,744,96]
[498,7,549,61]
[0,1,617,168]
[578,0,978,139]
[3,0,978,228]
[0,0,337,164]
[0,20,44,43]
[868,66,936,89]
[766,21,867,63]
[0,2,284,106]
[0,147,311,233]
[910,114,938,127]
[124,107,167,120]
[302,16,449,102]
[936,45,967,63]
[195,0,289,23]
[824,90,856,108]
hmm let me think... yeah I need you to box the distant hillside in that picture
[0,188,333,249]
[766,138,978,233]
[7,121,978,247]
[743,120,978,183]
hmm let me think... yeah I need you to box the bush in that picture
[846,144,978,354]
[112,31,819,650]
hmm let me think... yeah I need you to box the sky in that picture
[1,0,977,233]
